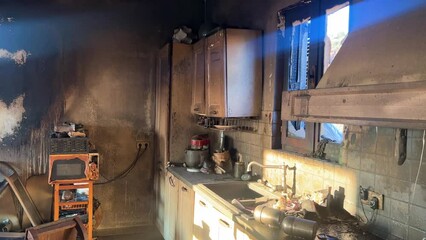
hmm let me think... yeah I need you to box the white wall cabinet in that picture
[205,28,262,118]
[191,28,262,118]
[191,39,206,115]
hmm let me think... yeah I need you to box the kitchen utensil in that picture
[234,153,245,179]
[218,130,225,152]
[253,205,284,228]
[231,199,254,214]
[281,216,318,240]
[212,150,232,172]
[185,148,209,172]
[0,219,12,232]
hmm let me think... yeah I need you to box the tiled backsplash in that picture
[220,124,426,239]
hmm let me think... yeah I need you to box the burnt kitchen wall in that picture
[211,0,426,239]
[0,0,201,230]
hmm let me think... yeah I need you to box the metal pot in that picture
[253,205,283,228]
[281,216,318,240]
[185,149,209,170]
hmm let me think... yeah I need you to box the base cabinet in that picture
[165,176,254,240]
[235,224,254,240]
[214,208,235,240]
[177,181,195,240]
[164,172,179,240]
[193,193,238,240]
[164,171,195,240]
[193,193,217,240]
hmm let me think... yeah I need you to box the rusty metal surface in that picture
[282,82,426,129]
[0,162,43,227]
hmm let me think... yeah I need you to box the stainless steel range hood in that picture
[282,0,426,129]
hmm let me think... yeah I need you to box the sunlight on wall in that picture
[263,149,359,215]
[0,94,26,142]
[0,49,30,65]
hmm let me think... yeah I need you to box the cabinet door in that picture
[155,44,171,235]
[177,181,194,240]
[235,224,254,240]
[206,30,226,117]
[213,208,235,240]
[164,172,179,240]
[193,193,217,240]
[191,39,205,115]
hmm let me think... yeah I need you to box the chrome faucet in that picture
[245,161,287,193]
[243,161,297,196]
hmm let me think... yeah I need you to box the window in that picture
[323,3,350,73]
[280,0,350,155]
[320,3,349,144]
[287,19,311,140]
[279,0,319,153]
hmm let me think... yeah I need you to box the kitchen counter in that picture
[167,166,235,187]
[168,166,382,240]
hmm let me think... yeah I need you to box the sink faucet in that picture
[244,161,287,193]
[243,161,297,196]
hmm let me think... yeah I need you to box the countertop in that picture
[168,166,382,240]
[167,166,235,187]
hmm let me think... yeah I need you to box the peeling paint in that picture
[0,49,30,65]
[0,94,25,142]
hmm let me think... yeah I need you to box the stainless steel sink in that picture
[198,181,280,219]
[203,181,263,202]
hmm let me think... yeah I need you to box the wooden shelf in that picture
[54,182,93,240]
[59,201,89,206]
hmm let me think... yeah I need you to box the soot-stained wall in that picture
[0,0,202,230]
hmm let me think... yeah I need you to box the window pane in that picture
[323,3,350,73]
[288,121,306,139]
[287,20,310,140]
[289,20,311,91]
[320,123,344,143]
[321,3,349,144]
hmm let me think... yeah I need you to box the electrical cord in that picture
[359,186,378,224]
[95,143,148,185]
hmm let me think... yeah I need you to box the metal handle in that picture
[168,176,175,187]
[181,186,188,192]
[193,107,200,112]
[199,200,206,207]
[210,110,218,115]
[218,219,230,228]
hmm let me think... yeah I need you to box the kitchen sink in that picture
[199,181,280,218]
[203,181,263,201]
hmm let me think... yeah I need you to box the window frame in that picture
[279,0,352,155]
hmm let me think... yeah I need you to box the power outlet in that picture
[136,141,149,149]
[361,190,384,210]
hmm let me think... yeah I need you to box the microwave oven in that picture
[48,153,99,184]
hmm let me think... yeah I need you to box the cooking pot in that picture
[185,148,209,172]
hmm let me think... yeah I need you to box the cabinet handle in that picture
[219,219,230,228]
[168,176,175,187]
[199,200,206,207]
[210,110,218,115]
[193,107,200,112]
[181,186,188,192]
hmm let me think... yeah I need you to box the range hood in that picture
[282,0,426,129]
